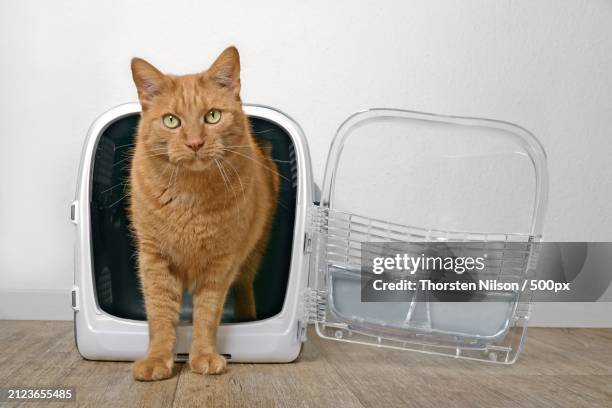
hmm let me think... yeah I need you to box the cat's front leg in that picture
[189,258,235,375]
[133,250,183,381]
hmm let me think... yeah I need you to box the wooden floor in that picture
[0,321,611,407]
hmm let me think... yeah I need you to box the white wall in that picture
[1,0,611,323]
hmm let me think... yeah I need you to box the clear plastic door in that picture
[309,109,548,363]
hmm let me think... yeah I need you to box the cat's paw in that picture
[133,357,173,381]
[190,353,227,375]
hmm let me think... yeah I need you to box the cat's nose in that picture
[185,141,204,152]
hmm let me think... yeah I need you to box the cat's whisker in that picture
[213,159,231,210]
[217,159,245,221]
[114,142,136,150]
[100,182,127,195]
[217,159,237,199]
[220,148,290,182]
[219,157,246,201]
[213,159,226,187]
[166,164,179,192]
[106,193,129,209]
[223,144,292,163]
[137,152,170,162]
[112,157,132,167]
[218,153,286,216]
[112,149,169,167]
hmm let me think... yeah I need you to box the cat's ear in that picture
[131,58,165,108]
[207,46,241,95]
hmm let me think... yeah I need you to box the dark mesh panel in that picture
[90,114,297,322]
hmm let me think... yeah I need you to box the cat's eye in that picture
[162,114,181,129]
[204,109,222,124]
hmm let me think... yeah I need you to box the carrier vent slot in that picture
[175,353,232,362]
[176,353,189,362]
[288,144,297,188]
[93,138,115,190]
[309,207,537,282]
[94,266,113,310]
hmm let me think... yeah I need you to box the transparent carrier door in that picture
[307,109,548,363]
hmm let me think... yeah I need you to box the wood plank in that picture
[0,321,611,407]
[311,327,612,408]
[171,340,364,408]
[0,321,179,408]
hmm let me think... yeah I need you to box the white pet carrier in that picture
[72,103,547,364]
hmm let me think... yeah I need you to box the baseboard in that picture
[529,302,612,327]
[0,289,73,320]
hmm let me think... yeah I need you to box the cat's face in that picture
[131,47,246,172]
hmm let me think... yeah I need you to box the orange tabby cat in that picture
[129,47,279,381]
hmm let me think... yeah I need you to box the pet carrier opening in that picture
[89,111,297,323]
[73,104,547,364]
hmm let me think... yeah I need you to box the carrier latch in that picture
[70,201,78,224]
[71,285,79,311]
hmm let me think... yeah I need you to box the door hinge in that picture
[305,203,327,254]
[305,288,327,324]
[299,288,328,342]
[308,203,327,232]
